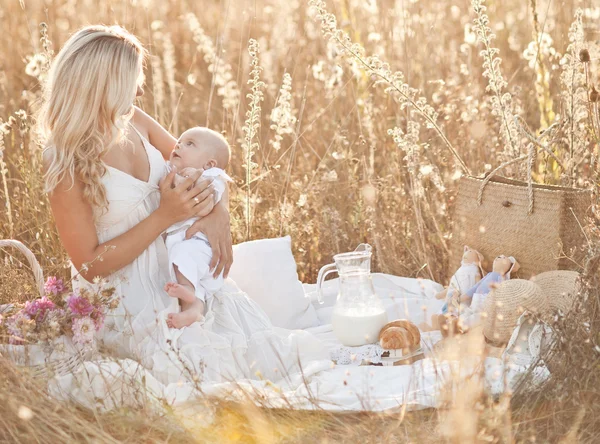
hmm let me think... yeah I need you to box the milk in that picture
[331,308,389,347]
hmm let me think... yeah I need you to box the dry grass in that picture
[1,0,600,442]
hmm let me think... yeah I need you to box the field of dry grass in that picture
[1,0,600,442]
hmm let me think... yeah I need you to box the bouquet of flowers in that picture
[0,276,118,350]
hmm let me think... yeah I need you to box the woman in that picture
[40,25,329,387]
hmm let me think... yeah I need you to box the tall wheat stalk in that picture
[560,9,588,183]
[184,13,240,121]
[241,39,265,240]
[471,0,521,161]
[162,32,179,135]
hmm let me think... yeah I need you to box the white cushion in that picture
[228,236,319,330]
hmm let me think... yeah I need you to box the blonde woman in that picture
[41,25,329,386]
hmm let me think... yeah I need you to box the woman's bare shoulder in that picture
[132,106,177,158]
[131,106,152,139]
[42,147,83,196]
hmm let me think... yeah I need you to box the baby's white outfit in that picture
[165,166,232,304]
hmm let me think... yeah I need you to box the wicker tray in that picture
[0,239,93,378]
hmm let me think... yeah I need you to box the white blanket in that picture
[48,273,521,414]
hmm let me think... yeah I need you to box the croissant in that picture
[379,320,421,350]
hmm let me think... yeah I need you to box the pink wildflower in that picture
[71,317,95,345]
[25,297,56,319]
[90,307,105,331]
[44,276,65,296]
[66,294,94,316]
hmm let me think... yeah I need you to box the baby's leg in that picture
[164,267,196,304]
[165,267,205,329]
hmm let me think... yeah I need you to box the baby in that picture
[163,127,232,329]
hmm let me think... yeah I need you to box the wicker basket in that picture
[0,239,93,378]
[451,176,592,278]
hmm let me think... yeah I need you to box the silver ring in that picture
[193,197,200,204]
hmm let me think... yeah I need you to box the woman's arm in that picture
[132,106,177,159]
[49,169,211,280]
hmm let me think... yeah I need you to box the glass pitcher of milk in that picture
[316,244,388,347]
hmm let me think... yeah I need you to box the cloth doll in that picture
[436,246,484,314]
[432,255,519,336]
[457,255,520,331]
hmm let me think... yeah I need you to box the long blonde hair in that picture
[40,25,146,210]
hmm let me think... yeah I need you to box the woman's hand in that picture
[186,203,233,278]
[157,168,214,225]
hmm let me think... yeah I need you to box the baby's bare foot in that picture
[167,310,204,329]
[164,282,196,303]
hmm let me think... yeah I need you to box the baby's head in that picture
[170,127,230,171]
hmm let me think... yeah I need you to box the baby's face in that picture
[169,128,215,170]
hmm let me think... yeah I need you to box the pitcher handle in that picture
[316,263,338,305]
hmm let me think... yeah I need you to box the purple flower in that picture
[66,294,94,316]
[25,297,56,319]
[90,307,105,332]
[44,277,65,296]
[71,317,95,345]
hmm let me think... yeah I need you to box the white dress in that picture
[73,125,330,387]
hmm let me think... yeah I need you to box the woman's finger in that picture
[184,184,204,201]
[184,219,201,240]
[214,239,231,279]
[194,177,213,192]
[210,244,221,277]
[186,168,203,184]
[213,235,231,278]
[185,180,213,201]
[159,168,177,191]
[174,175,196,192]
[222,239,233,279]
[194,196,215,218]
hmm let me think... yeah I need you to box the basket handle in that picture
[476,151,535,215]
[0,239,45,298]
[477,118,565,214]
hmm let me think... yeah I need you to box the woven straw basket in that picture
[451,176,591,278]
[0,239,92,379]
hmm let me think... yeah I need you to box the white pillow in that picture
[228,236,319,330]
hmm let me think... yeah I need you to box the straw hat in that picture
[529,270,580,315]
[482,279,550,346]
